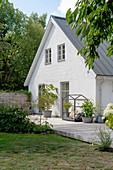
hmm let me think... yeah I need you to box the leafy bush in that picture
[102,103,113,129]
[0,104,53,133]
[95,127,112,151]
[81,99,95,117]
[63,101,72,110]
[33,121,53,134]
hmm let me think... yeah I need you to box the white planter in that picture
[43,111,52,118]
[82,117,93,123]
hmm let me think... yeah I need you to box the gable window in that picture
[45,48,51,65]
[58,43,65,61]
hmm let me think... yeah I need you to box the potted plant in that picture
[63,101,72,110]
[81,99,95,123]
[36,84,58,118]
[63,101,72,118]
[95,104,104,123]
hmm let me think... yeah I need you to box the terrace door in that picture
[38,84,45,112]
[61,82,69,119]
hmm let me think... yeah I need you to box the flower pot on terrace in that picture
[43,110,52,118]
[97,115,104,123]
[82,117,93,123]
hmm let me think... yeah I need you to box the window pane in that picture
[49,56,51,63]
[58,50,61,55]
[58,51,61,56]
[62,92,67,98]
[46,55,48,63]
[63,49,65,54]
[58,46,61,50]
[62,44,65,59]
[63,44,65,50]
[66,83,69,90]
[49,49,51,63]
[46,50,48,55]
[49,49,51,55]
[58,55,61,60]
[63,54,65,59]
[58,44,65,61]
[62,83,66,90]
[45,49,51,64]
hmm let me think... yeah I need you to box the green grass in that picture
[0,133,113,169]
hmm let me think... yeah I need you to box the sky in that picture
[9,0,77,23]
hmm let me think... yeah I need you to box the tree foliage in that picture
[30,12,47,28]
[0,0,8,7]
[0,0,46,90]
[66,0,113,69]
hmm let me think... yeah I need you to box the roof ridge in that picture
[51,15,66,20]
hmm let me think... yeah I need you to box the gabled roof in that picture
[52,16,113,76]
[24,15,113,86]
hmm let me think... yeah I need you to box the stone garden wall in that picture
[0,92,30,107]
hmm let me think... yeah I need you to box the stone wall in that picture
[0,92,30,107]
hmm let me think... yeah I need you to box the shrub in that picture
[63,101,72,110]
[0,104,53,133]
[102,103,113,129]
[81,99,95,117]
[95,127,112,151]
[33,121,53,134]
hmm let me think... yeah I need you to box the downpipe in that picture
[99,76,105,107]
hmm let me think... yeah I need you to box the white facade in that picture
[25,16,113,117]
[28,19,97,117]
[96,76,113,110]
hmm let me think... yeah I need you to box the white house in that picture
[24,16,113,118]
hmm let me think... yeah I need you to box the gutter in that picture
[96,74,113,77]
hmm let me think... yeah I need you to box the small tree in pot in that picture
[81,99,95,123]
[63,101,72,110]
[36,84,58,118]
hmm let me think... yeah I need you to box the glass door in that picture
[61,82,69,119]
[38,84,45,112]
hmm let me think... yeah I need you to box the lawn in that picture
[0,133,113,170]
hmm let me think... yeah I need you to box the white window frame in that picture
[45,48,51,65]
[57,43,65,62]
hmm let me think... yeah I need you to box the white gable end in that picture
[27,17,96,116]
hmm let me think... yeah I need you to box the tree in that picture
[30,12,47,28]
[0,0,27,90]
[0,0,8,7]
[0,0,46,90]
[66,0,113,69]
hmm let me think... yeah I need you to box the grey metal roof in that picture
[52,15,113,76]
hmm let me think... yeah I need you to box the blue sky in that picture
[9,0,76,23]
